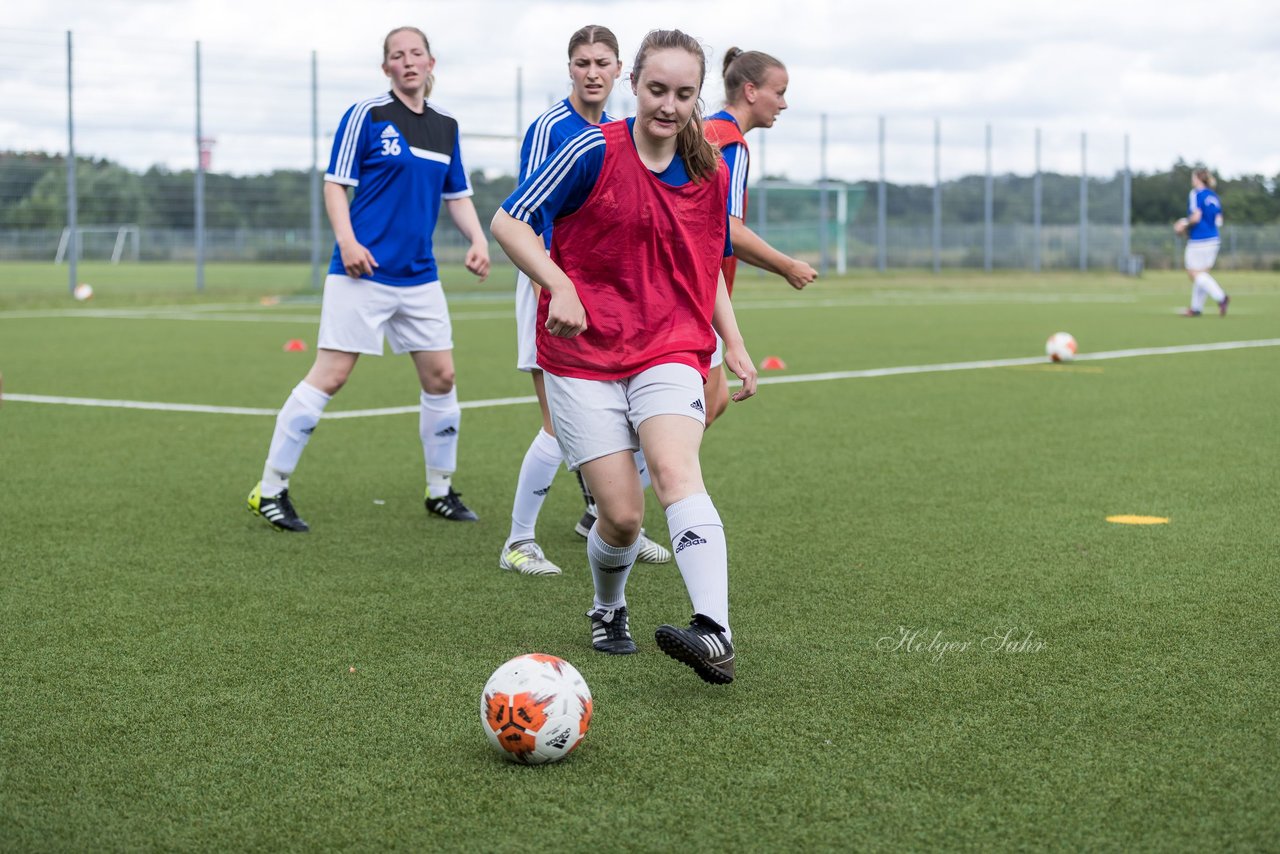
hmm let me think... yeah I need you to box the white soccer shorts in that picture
[543,362,706,470]
[1184,239,1220,272]
[317,274,453,355]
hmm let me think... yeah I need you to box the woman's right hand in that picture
[338,240,378,278]
[545,289,587,337]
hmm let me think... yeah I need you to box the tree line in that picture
[2,151,1277,231]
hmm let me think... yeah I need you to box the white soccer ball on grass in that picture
[1045,332,1077,363]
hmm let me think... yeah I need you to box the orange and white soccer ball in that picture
[481,653,592,764]
[73,283,94,301]
[1045,332,1077,363]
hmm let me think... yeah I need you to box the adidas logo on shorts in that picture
[690,399,705,413]
[675,530,707,553]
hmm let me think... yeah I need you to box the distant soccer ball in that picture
[1045,332,1078,363]
[73,283,94,301]
[480,653,592,765]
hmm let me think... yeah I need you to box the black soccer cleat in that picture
[655,614,735,684]
[587,606,637,655]
[247,483,310,532]
[574,507,597,539]
[425,487,479,522]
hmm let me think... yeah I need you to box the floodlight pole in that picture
[1122,133,1132,263]
[515,67,523,178]
[1033,128,1042,273]
[195,41,206,292]
[984,123,993,273]
[819,112,829,274]
[1078,132,1088,271]
[877,115,886,273]
[309,51,322,289]
[66,31,77,295]
[932,118,940,275]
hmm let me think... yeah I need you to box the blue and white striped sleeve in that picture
[325,103,364,187]
[501,126,606,237]
[723,142,749,220]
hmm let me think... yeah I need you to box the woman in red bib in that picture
[493,29,756,685]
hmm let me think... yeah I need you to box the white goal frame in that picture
[55,224,140,264]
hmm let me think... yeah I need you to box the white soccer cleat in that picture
[499,541,563,577]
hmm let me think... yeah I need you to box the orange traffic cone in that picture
[283,339,308,352]
[760,355,787,371]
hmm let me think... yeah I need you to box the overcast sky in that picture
[3,0,1278,184]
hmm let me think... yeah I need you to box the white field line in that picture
[0,291,1152,323]
[7,338,1277,418]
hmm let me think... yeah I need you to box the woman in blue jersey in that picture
[492,29,757,685]
[702,48,817,425]
[498,25,672,577]
[246,26,490,532]
[1174,167,1229,317]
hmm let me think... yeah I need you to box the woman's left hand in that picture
[723,342,758,402]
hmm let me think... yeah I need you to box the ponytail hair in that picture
[383,26,436,98]
[632,29,721,183]
[1192,166,1216,189]
[722,47,785,105]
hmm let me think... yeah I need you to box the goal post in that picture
[55,224,140,264]
[753,180,862,275]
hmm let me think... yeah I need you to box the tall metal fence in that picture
[2,27,1277,293]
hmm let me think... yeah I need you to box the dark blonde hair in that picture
[632,29,720,183]
[722,47,785,104]
[568,25,620,61]
[383,27,435,98]
[1193,167,1217,189]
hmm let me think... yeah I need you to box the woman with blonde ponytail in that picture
[244,26,490,532]
[1174,167,1230,316]
[702,46,817,425]
[492,29,755,686]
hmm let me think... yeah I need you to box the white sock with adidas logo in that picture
[587,526,640,611]
[665,493,730,641]
[508,429,563,545]
[262,381,331,496]
[420,389,460,498]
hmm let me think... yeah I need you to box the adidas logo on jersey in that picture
[675,530,707,553]
[434,426,458,437]
[380,125,400,139]
[690,399,705,413]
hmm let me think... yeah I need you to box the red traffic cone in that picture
[283,339,308,352]
[760,355,787,371]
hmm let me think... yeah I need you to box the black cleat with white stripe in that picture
[587,606,637,655]
[247,483,310,532]
[655,614,735,684]
[424,487,479,522]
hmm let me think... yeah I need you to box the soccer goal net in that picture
[55,224,140,264]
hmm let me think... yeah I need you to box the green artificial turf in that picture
[1,267,1277,850]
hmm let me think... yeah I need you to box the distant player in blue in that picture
[1174,167,1229,317]
[498,25,674,577]
[246,26,490,532]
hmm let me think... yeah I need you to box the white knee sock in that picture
[1193,271,1225,311]
[262,381,331,496]
[507,429,563,546]
[420,389,460,498]
[588,526,640,611]
[666,493,730,640]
